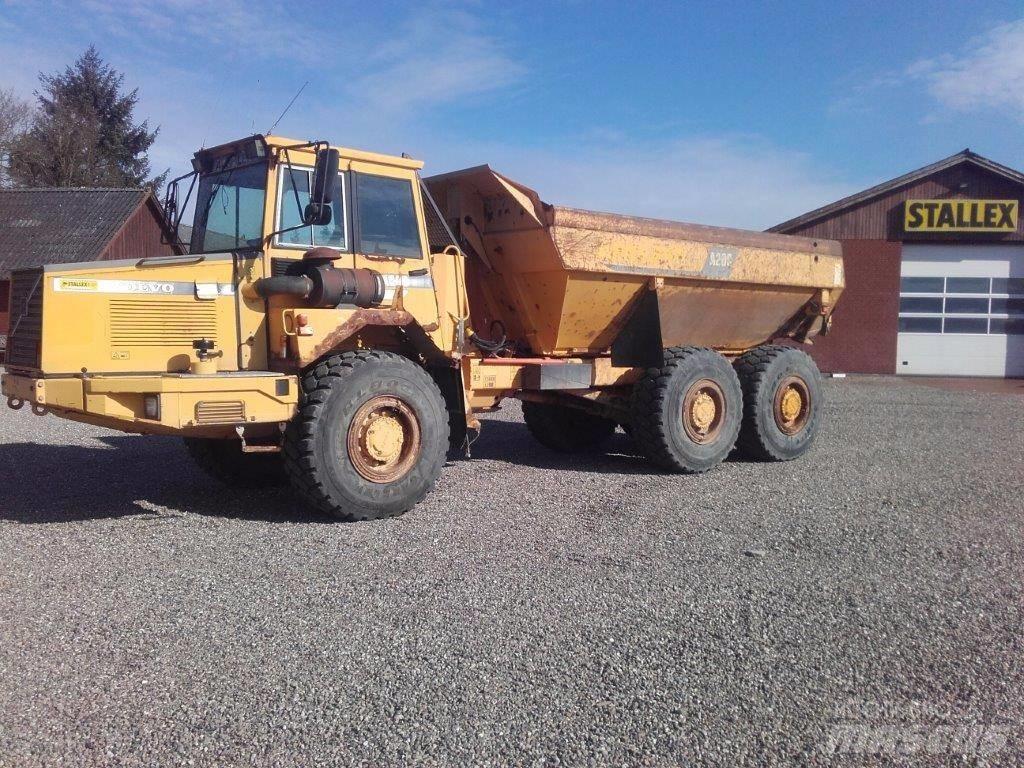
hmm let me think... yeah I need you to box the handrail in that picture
[136,254,206,268]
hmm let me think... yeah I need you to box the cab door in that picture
[264,158,355,363]
[349,163,440,329]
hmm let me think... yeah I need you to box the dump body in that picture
[425,166,843,362]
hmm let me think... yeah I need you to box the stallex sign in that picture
[904,199,1019,233]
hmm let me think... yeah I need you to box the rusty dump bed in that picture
[424,166,843,362]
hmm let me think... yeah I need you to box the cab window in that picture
[275,166,348,250]
[354,173,422,258]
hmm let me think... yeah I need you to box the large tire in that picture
[631,346,742,473]
[283,351,449,521]
[522,400,617,453]
[183,438,287,488]
[734,345,823,461]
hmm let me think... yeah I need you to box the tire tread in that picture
[631,346,741,473]
[282,350,449,521]
[734,344,822,461]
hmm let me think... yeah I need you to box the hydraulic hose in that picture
[252,275,313,299]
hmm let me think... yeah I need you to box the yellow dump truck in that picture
[2,135,843,520]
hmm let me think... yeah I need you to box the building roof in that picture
[0,188,153,277]
[769,149,1024,234]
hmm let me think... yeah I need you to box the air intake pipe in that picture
[251,265,386,308]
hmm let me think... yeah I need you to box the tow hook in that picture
[7,397,25,411]
[31,403,48,416]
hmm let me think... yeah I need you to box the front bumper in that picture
[2,371,299,436]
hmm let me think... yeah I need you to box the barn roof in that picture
[0,188,155,278]
[770,149,1024,234]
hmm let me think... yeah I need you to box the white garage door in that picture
[898,244,1024,377]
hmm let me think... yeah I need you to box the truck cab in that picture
[2,135,469,440]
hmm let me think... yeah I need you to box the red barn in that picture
[0,188,179,351]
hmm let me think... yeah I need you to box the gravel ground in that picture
[0,376,1022,766]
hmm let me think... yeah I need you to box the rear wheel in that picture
[283,351,449,521]
[522,400,617,453]
[734,345,822,461]
[631,346,742,473]
[183,438,287,488]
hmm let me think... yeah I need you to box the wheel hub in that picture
[682,379,726,444]
[773,376,811,435]
[780,387,802,422]
[347,396,421,483]
[364,414,404,463]
[691,391,717,432]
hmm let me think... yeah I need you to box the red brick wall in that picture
[0,279,9,335]
[806,240,902,374]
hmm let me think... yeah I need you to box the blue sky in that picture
[1,0,1022,229]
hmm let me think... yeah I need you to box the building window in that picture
[899,276,1024,336]
[992,278,1024,294]
[899,296,942,313]
[900,277,944,293]
[275,166,348,250]
[991,317,1024,335]
[354,173,422,259]
[898,316,942,333]
[944,297,988,314]
[991,297,1024,314]
[945,277,991,294]
[943,317,988,334]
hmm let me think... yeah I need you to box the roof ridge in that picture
[769,149,1024,234]
[0,187,147,193]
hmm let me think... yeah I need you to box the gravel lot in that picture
[1,376,1022,766]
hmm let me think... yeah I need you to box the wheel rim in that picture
[347,396,421,483]
[773,376,811,435]
[681,378,726,444]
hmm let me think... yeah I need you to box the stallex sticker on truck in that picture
[904,199,1019,233]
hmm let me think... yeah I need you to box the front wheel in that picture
[631,346,742,473]
[283,351,449,521]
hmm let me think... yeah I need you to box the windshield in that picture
[191,160,267,253]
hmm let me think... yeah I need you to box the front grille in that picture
[6,268,44,369]
[195,400,245,425]
[109,299,217,347]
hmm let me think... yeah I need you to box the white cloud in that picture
[907,18,1024,121]
[347,8,526,116]
[418,132,858,231]
[1,3,851,229]
[70,0,322,61]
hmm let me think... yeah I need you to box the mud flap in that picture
[611,288,664,368]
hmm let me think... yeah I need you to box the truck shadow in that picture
[0,436,331,525]
[466,418,658,475]
[469,416,757,471]
[0,417,737,524]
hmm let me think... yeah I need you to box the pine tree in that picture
[10,46,164,190]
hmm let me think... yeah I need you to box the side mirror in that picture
[313,148,340,203]
[304,147,339,226]
[303,202,332,226]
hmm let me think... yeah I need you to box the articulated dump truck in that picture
[2,135,844,521]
